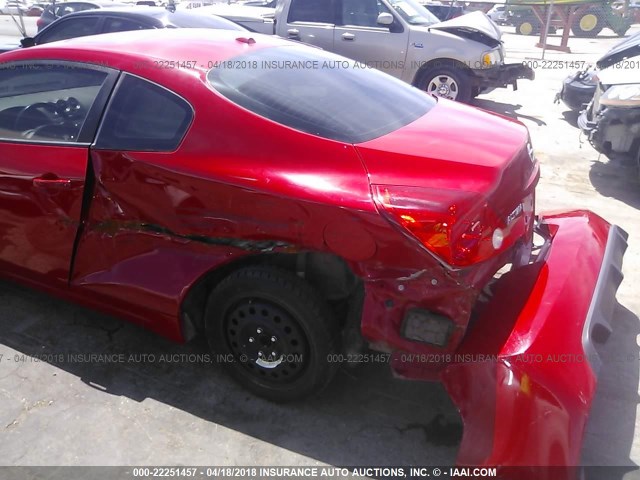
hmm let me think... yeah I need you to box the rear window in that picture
[95,74,192,151]
[206,46,435,143]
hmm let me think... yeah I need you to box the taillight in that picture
[373,185,503,268]
[37,18,44,28]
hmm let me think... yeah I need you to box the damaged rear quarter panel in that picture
[70,73,389,340]
[69,66,492,355]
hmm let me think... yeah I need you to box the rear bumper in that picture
[473,63,535,90]
[441,211,627,476]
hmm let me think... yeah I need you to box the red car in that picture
[0,29,627,474]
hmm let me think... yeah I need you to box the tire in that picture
[515,17,540,36]
[572,9,604,38]
[205,266,340,402]
[416,65,472,103]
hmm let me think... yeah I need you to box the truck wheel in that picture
[205,266,340,402]
[416,66,472,103]
[572,9,604,38]
[515,17,539,35]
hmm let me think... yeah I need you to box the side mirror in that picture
[20,37,35,48]
[377,12,394,26]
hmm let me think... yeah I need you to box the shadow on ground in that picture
[589,157,640,210]
[561,109,580,128]
[582,303,640,476]
[472,98,547,126]
[0,280,461,466]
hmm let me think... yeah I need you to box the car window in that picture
[103,17,150,33]
[0,64,109,143]
[288,0,335,23]
[38,17,101,43]
[388,0,438,25]
[207,45,435,143]
[95,74,193,151]
[340,0,391,27]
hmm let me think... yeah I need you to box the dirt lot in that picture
[0,21,639,473]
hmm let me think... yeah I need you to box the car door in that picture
[283,0,336,50]
[332,0,408,78]
[0,61,117,287]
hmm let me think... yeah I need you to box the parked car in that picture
[269,0,534,102]
[0,7,244,53]
[37,1,131,32]
[196,3,275,34]
[557,31,640,111]
[25,2,46,15]
[0,0,29,15]
[486,4,507,24]
[578,35,640,174]
[236,0,276,6]
[175,0,220,10]
[0,28,627,471]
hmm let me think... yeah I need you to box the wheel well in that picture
[412,58,473,87]
[180,252,362,341]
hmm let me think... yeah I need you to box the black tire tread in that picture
[205,266,339,402]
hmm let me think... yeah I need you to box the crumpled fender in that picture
[441,211,628,478]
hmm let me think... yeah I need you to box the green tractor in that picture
[507,0,634,37]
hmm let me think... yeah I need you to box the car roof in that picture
[43,7,247,30]
[1,28,291,71]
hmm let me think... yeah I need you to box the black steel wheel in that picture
[205,266,339,402]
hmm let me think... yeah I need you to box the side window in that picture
[0,64,109,143]
[103,17,150,33]
[38,17,101,44]
[95,75,192,151]
[288,0,335,23]
[340,0,390,27]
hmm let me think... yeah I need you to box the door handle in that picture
[287,28,300,39]
[33,174,72,188]
[341,32,355,41]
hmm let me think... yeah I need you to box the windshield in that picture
[388,0,439,25]
[207,45,435,143]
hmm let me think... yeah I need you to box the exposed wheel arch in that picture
[204,265,341,401]
[180,251,361,341]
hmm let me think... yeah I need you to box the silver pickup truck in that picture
[207,0,534,102]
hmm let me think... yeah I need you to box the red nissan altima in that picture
[0,29,627,472]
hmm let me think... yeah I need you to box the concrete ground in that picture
[0,14,639,474]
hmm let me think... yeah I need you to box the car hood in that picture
[429,11,502,45]
[197,4,275,20]
[596,31,640,69]
[597,65,639,86]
